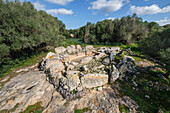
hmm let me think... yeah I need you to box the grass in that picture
[119,104,129,113]
[112,47,170,112]
[23,102,44,113]
[74,108,91,113]
[72,89,77,94]
[0,49,54,78]
[64,38,140,49]
[117,71,170,113]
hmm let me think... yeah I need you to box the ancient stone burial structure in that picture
[41,45,121,97]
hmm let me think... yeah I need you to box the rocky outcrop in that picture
[117,56,137,79]
[81,74,108,88]
[43,85,139,113]
[40,45,123,98]
[0,45,140,113]
[0,71,54,113]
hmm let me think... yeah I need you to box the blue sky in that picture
[20,0,170,29]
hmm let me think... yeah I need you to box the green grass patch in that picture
[119,104,129,113]
[74,108,91,113]
[0,49,53,78]
[23,102,44,113]
[64,38,87,47]
[117,71,170,113]
[72,89,77,94]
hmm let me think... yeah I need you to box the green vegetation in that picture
[72,14,149,44]
[23,102,44,113]
[0,0,66,77]
[74,108,91,113]
[119,104,129,113]
[0,0,169,113]
[138,27,170,71]
[72,89,77,94]
[118,71,170,113]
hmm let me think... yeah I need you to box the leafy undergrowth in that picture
[119,104,130,113]
[74,108,91,113]
[118,71,170,113]
[22,102,44,113]
[0,49,54,78]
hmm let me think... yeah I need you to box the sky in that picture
[19,0,170,29]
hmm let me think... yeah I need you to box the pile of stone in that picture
[40,45,123,97]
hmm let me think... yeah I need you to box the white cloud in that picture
[144,0,149,1]
[104,14,109,16]
[46,8,73,15]
[130,4,170,15]
[156,17,170,26]
[107,17,115,20]
[33,2,74,15]
[33,2,45,10]
[45,0,74,5]
[88,0,124,13]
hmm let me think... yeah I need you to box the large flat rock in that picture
[81,73,108,88]
[0,71,55,113]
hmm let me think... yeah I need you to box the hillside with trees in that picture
[70,14,170,72]
[0,1,169,113]
[0,0,66,76]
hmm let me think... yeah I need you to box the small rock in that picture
[158,109,164,113]
[110,65,119,83]
[81,65,88,72]
[97,87,103,91]
[76,45,82,51]
[71,62,79,66]
[55,46,66,54]
[67,65,75,70]
[1,77,9,82]
[85,45,93,51]
[80,57,93,64]
[145,95,150,99]
[102,58,110,65]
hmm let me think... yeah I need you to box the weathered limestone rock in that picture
[44,52,56,60]
[98,47,120,54]
[64,71,80,91]
[85,45,93,51]
[49,72,63,88]
[55,46,66,54]
[94,53,106,60]
[48,60,65,73]
[67,64,75,70]
[71,62,79,66]
[102,57,110,65]
[42,56,60,70]
[118,56,136,74]
[110,65,119,83]
[81,65,88,72]
[76,45,82,51]
[81,74,108,88]
[66,45,76,53]
[0,71,54,113]
[80,56,93,64]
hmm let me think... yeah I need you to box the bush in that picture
[138,28,170,69]
[0,0,66,76]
